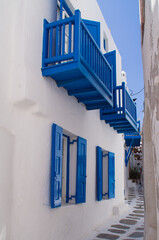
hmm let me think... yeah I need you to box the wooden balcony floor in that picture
[125,135,141,147]
[100,112,138,133]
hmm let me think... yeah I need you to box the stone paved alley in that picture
[90,183,144,240]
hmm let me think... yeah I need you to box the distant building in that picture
[0,0,139,239]
[140,0,159,239]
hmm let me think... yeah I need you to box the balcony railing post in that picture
[60,0,64,20]
[42,19,49,68]
[74,10,81,61]
[137,121,140,133]
[111,67,113,94]
[122,82,126,114]
[134,102,137,122]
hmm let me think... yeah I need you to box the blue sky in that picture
[97,0,144,125]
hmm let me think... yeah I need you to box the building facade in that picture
[0,0,138,239]
[140,0,159,239]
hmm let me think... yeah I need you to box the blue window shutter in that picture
[96,146,103,201]
[51,124,63,208]
[76,137,87,204]
[83,19,100,48]
[108,152,115,199]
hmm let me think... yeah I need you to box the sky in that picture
[97,0,144,126]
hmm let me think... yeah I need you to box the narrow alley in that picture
[91,182,144,240]
[4,0,159,239]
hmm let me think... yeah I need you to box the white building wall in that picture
[0,0,125,240]
[140,0,159,239]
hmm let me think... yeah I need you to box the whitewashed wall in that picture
[140,0,159,239]
[0,0,125,239]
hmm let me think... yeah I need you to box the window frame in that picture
[103,32,108,52]
[96,146,115,201]
[51,123,87,208]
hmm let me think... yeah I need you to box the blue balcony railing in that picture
[42,16,75,66]
[80,21,112,93]
[116,83,137,124]
[42,10,113,110]
[100,82,138,133]
[125,121,141,166]
[125,121,141,146]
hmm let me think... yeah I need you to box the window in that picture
[96,146,115,201]
[57,1,74,57]
[51,124,87,208]
[103,33,108,52]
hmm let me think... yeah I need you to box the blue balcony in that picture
[124,121,141,147]
[41,10,113,110]
[100,82,138,133]
[124,122,141,166]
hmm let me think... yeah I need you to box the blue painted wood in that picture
[86,104,110,110]
[115,124,135,130]
[42,19,49,68]
[118,129,136,134]
[114,125,134,130]
[42,10,114,110]
[122,82,126,114]
[59,27,62,57]
[80,21,112,93]
[76,137,87,204]
[68,88,97,96]
[125,112,138,132]
[51,124,63,208]
[119,88,121,108]
[60,0,64,19]
[104,51,116,100]
[78,96,103,103]
[100,82,138,133]
[60,0,73,19]
[44,53,74,64]
[57,77,83,87]
[49,28,53,58]
[125,135,141,146]
[69,22,72,54]
[42,60,79,77]
[61,0,73,18]
[79,58,113,100]
[125,141,133,167]
[124,121,141,146]
[62,24,65,55]
[46,16,75,29]
[125,150,128,167]
[66,136,70,203]
[138,120,141,132]
[81,99,106,105]
[96,146,103,201]
[110,123,130,128]
[125,86,137,121]
[56,26,59,56]
[101,113,126,121]
[125,148,132,167]
[83,19,100,48]
[63,134,70,203]
[108,152,115,199]
[108,119,128,124]
[74,10,81,61]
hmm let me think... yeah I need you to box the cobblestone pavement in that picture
[92,184,144,240]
